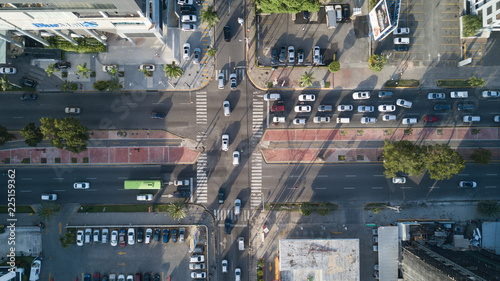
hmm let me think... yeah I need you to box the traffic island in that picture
[383,79,420,88]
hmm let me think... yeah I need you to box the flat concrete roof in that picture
[279,239,360,281]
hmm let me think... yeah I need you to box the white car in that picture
[177,0,193,4]
[378,104,396,112]
[76,230,84,246]
[358,105,374,113]
[84,228,92,243]
[428,93,445,99]
[495,116,500,122]
[191,272,206,278]
[109,274,117,281]
[396,99,412,108]
[393,27,410,35]
[233,151,240,166]
[402,118,417,124]
[352,92,370,100]
[65,107,81,114]
[139,64,155,71]
[136,194,153,201]
[110,230,118,246]
[218,73,224,89]
[337,105,353,111]
[294,105,311,112]
[273,116,286,123]
[223,100,230,116]
[41,194,57,201]
[392,177,406,184]
[126,275,133,281]
[127,228,135,245]
[293,118,306,125]
[313,46,321,65]
[288,46,295,63]
[222,134,229,151]
[382,114,396,121]
[222,260,228,273]
[174,180,189,186]
[298,94,315,101]
[463,115,480,122]
[230,73,237,90]
[394,37,410,44]
[181,23,197,31]
[234,199,241,215]
[263,93,281,101]
[93,229,100,243]
[190,255,205,263]
[313,116,330,123]
[145,228,152,244]
[101,228,109,243]
[361,117,376,124]
[183,43,190,60]
[482,90,500,98]
[0,67,16,74]
[74,182,90,189]
[181,15,197,23]
[235,268,241,281]
[189,263,206,270]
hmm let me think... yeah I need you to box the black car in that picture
[162,229,169,243]
[394,45,409,52]
[173,191,191,198]
[180,5,196,14]
[20,77,37,88]
[224,218,231,234]
[218,188,224,204]
[223,25,231,42]
[271,48,278,65]
[20,94,37,101]
[144,273,151,281]
[54,61,71,70]
[457,103,474,110]
[137,227,144,243]
[378,91,393,99]
[342,5,350,21]
[302,11,310,21]
[102,276,109,281]
[279,46,286,63]
[433,104,451,111]
[154,228,160,242]
[84,275,91,281]
[153,274,160,281]
[150,112,166,119]
[171,229,178,242]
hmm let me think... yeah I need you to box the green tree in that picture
[424,144,465,180]
[165,201,188,220]
[477,200,499,217]
[470,148,491,165]
[0,125,16,145]
[299,71,314,87]
[0,75,11,91]
[468,76,485,87]
[462,15,482,37]
[200,6,220,28]
[299,202,313,215]
[61,81,77,92]
[20,123,43,147]
[76,63,91,78]
[328,61,340,73]
[369,54,387,72]
[163,62,184,79]
[258,0,321,14]
[140,68,153,77]
[40,117,90,153]
[108,66,118,79]
[207,48,216,57]
[382,140,426,178]
[45,64,56,77]
[36,202,60,221]
[93,79,123,92]
[317,203,332,216]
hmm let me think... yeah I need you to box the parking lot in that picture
[68,225,208,280]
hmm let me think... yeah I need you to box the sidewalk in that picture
[259,127,500,163]
[0,130,201,165]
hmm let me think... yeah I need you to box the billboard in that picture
[369,0,392,40]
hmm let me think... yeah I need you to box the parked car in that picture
[93,229,100,243]
[179,228,185,242]
[378,104,396,112]
[162,229,169,243]
[378,91,393,98]
[394,37,410,44]
[190,255,205,263]
[335,5,343,21]
[153,228,160,242]
[74,182,90,189]
[139,64,155,71]
[222,134,229,151]
[145,228,152,244]
[233,151,240,166]
[54,61,71,69]
[189,263,206,270]
[297,49,304,64]
[271,103,285,112]
[65,107,81,114]
[428,93,445,99]
[273,116,286,123]
[392,177,406,184]
[424,116,439,122]
[85,228,92,243]
[313,116,330,123]
[150,112,166,119]
[313,46,321,65]
[177,0,193,4]
[459,181,477,188]
[193,48,201,64]
[450,91,468,98]
[110,230,118,246]
[171,228,178,242]
[294,105,311,112]
[102,65,117,73]
[357,105,374,113]
[382,114,396,121]
[230,73,237,90]
[298,94,315,101]
[288,46,295,63]
[102,229,109,244]
[20,78,37,88]
[337,105,353,111]
[180,5,196,14]
[264,93,281,101]
[182,43,190,59]
[119,229,126,247]
[181,15,197,23]
[393,27,410,35]
[293,118,306,125]
[482,90,499,98]
[76,230,84,246]
[318,105,333,112]
[360,117,376,124]
[223,25,231,42]
[396,99,412,108]
[127,228,135,245]
[279,46,286,63]
[457,103,475,111]
[20,93,37,100]
[181,23,196,31]
[402,118,417,124]
[352,91,370,100]
[271,48,278,64]
[433,104,451,111]
[218,188,225,204]
[463,115,480,122]
[394,45,409,51]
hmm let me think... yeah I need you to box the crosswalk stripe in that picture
[213,209,252,221]
[196,92,208,125]
[249,92,266,209]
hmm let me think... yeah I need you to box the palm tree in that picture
[60,81,76,92]
[36,202,60,221]
[200,6,220,28]
[77,63,91,78]
[45,64,56,77]
[0,75,11,91]
[207,48,216,57]
[165,201,188,221]
[108,79,123,92]
[477,200,499,217]
[299,72,314,87]
[109,66,118,79]
[163,62,183,79]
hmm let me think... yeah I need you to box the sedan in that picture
[171,229,178,242]
[119,229,126,247]
[182,43,190,60]
[110,230,118,246]
[298,94,315,101]
[424,116,439,122]
[230,73,237,90]
[20,94,37,101]
[402,118,417,124]
[352,91,370,99]
[378,105,396,112]
[378,91,393,98]
[139,64,155,71]
[235,268,241,281]
[394,37,410,44]
[221,134,229,151]
[162,229,169,243]
[393,27,410,35]
[74,182,90,189]
[428,93,445,99]
[459,181,477,188]
[137,227,144,243]
[288,46,295,63]
[223,25,231,42]
[297,48,304,64]
[482,90,499,98]
[127,228,135,245]
[360,117,376,124]
[337,105,353,111]
[279,46,286,63]
[191,272,206,278]
[218,188,225,204]
[154,228,161,242]
[313,46,321,65]
[54,62,71,70]
[396,99,412,108]
[222,260,228,273]
[181,23,196,31]
[0,67,17,74]
[150,112,166,119]
[293,118,306,125]
[271,104,284,112]
[193,48,201,64]
[294,105,311,112]
[318,105,333,112]
[358,105,374,113]
[271,48,278,64]
[313,116,330,123]
[392,177,406,184]
[382,114,396,121]
[433,104,451,111]
[180,5,196,14]
[76,230,84,246]
[20,78,37,88]
[218,72,224,89]
[224,218,231,234]
[181,15,197,22]
[65,107,81,114]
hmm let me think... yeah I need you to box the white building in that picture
[469,0,500,31]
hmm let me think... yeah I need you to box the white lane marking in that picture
[344,187,355,190]
[21,178,33,180]
[429,186,440,189]
[84,189,98,192]
[54,190,66,192]
[485,186,497,189]
[400,186,412,189]
[486,174,497,176]
[13,117,25,119]
[372,187,383,189]
[317,175,328,178]
[315,187,326,190]
[53,178,63,180]
[345,175,357,177]
[86,178,97,180]
[20,190,32,192]
[457,174,469,176]
[373,175,385,177]
[117,177,128,179]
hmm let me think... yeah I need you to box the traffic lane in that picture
[218,223,248,281]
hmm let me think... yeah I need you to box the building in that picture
[469,0,500,31]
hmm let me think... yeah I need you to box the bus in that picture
[124,180,163,189]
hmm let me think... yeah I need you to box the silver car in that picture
[337,105,353,111]
[360,117,376,124]
[427,93,445,99]
[294,105,311,112]
[74,182,90,189]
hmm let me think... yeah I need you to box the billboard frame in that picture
[369,0,392,41]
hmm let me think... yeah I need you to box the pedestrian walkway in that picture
[259,127,500,163]
[196,91,208,125]
[0,130,200,165]
[194,132,208,204]
[213,209,252,222]
[250,91,265,208]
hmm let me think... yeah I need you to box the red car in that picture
[119,229,126,247]
[424,116,439,122]
[271,104,284,112]
[93,273,100,281]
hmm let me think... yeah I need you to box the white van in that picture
[272,116,285,123]
[450,91,468,98]
[223,101,230,116]
[238,237,244,251]
[264,93,281,101]
[336,117,350,124]
[335,5,342,22]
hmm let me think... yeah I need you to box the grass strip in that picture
[384,79,420,88]
[78,205,150,213]
[437,79,471,88]
[0,205,35,213]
